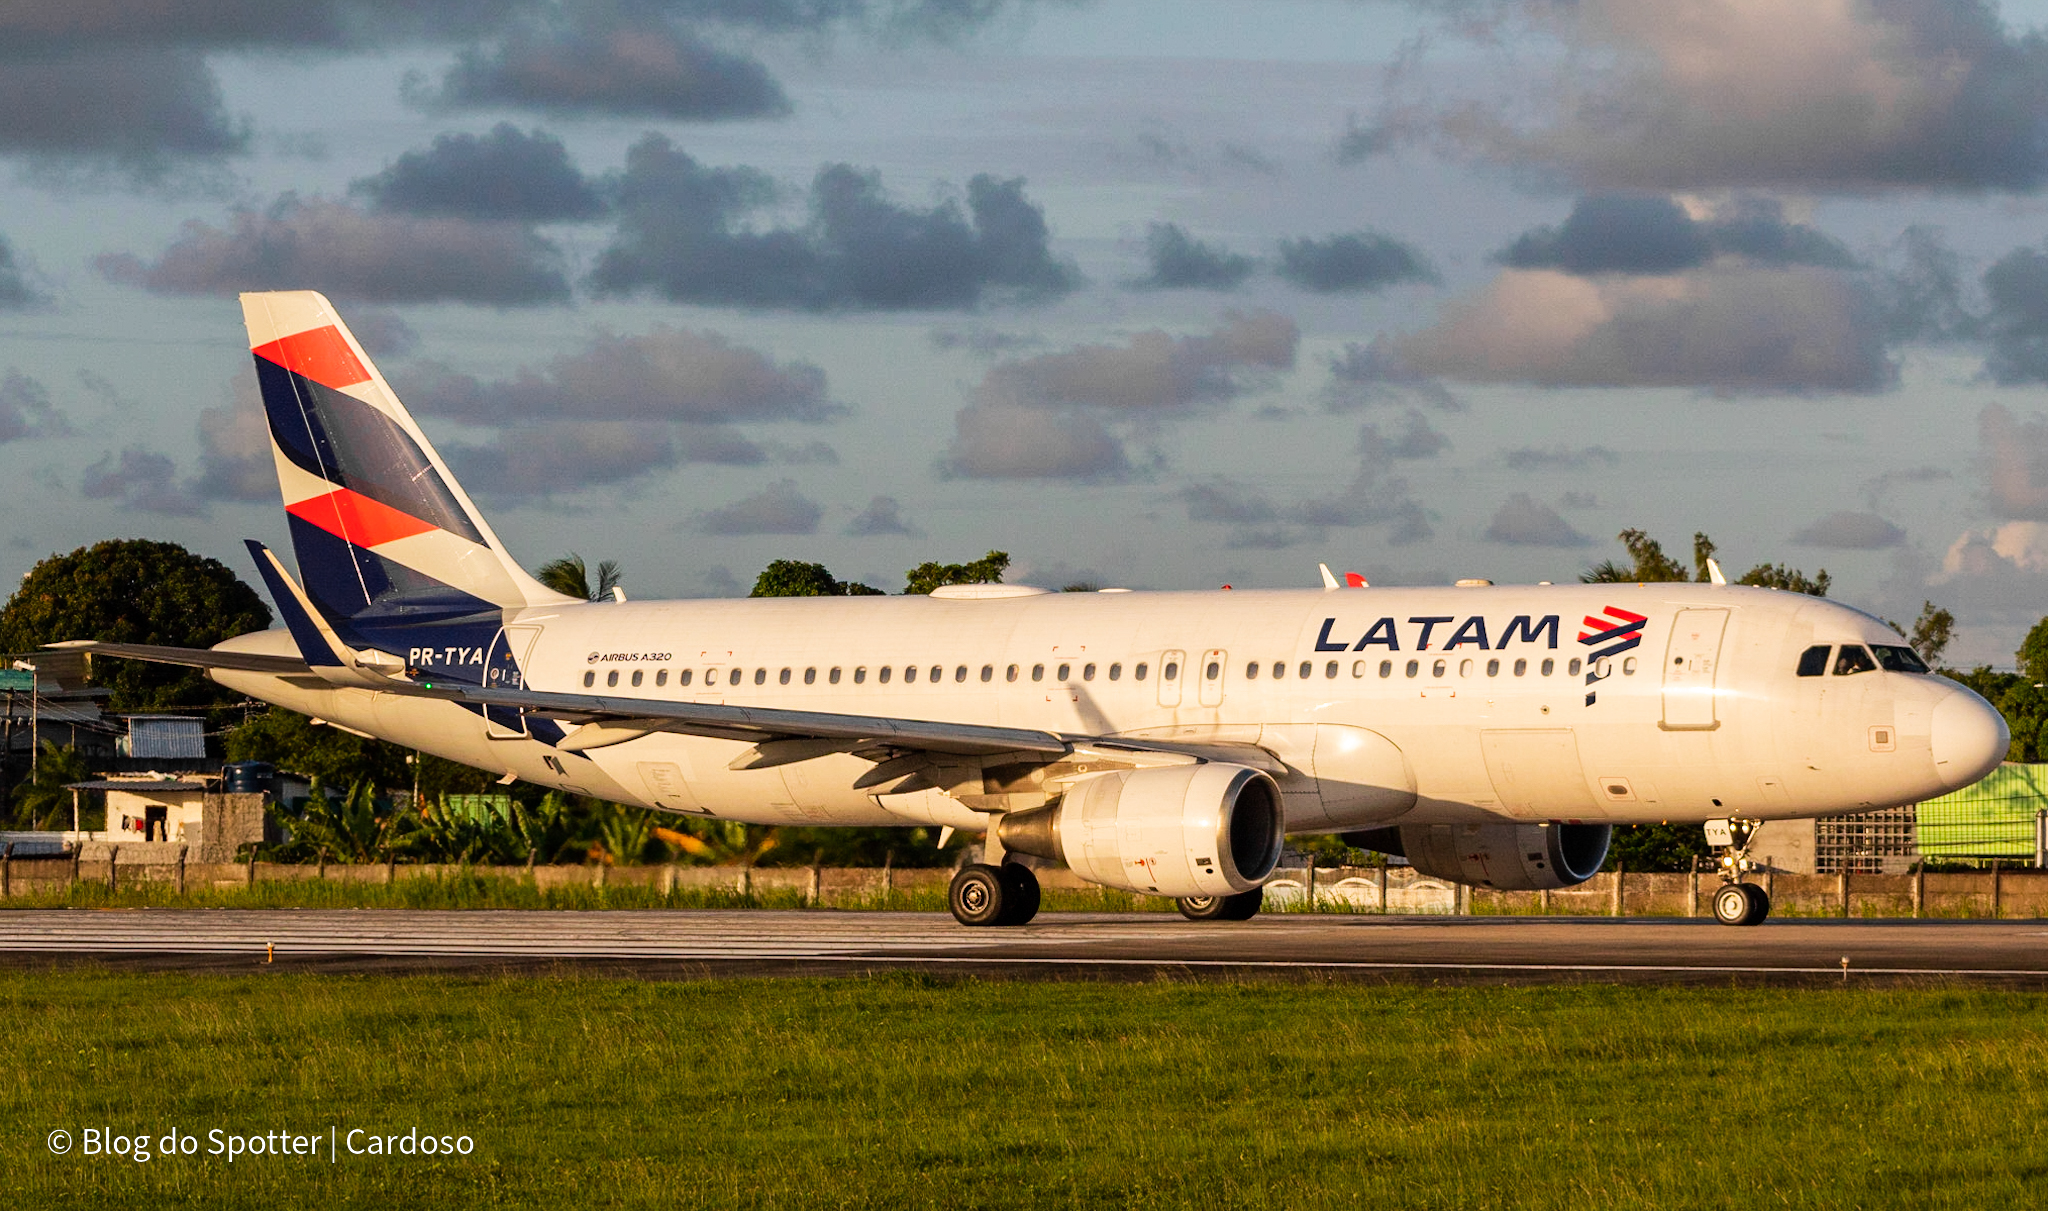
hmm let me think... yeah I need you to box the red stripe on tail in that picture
[252,325,370,391]
[286,488,439,549]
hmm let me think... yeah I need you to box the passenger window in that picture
[905,666,918,683]
[632,670,643,687]
[1163,662,1178,680]
[804,668,816,685]
[1299,661,1312,679]
[878,666,891,684]
[1033,664,1045,682]
[1541,658,1554,676]
[1458,659,1472,677]
[854,667,866,684]
[931,665,943,683]
[1380,660,1393,678]
[1272,662,1285,679]
[779,668,791,685]
[1834,645,1878,676]
[607,670,619,688]
[1405,659,1419,678]
[1487,659,1500,677]
[829,667,842,684]
[1622,657,1637,675]
[1206,660,1220,679]
[1325,661,1338,679]
[1432,659,1447,678]
[680,669,693,686]
[1109,663,1122,681]
[754,668,767,686]
[656,669,668,687]
[949,665,961,682]
[981,665,994,682]
[729,669,742,686]
[1057,663,1071,680]
[1135,663,1149,681]
[1872,645,1929,673]
[1567,658,1581,676]
[1083,663,1096,681]
[1513,658,1526,677]
[1796,645,1831,677]
[583,671,595,688]
[1246,662,1260,679]
[1006,664,1019,682]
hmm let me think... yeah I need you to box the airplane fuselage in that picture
[211,581,2004,836]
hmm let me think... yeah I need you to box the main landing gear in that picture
[1175,889,1265,921]
[1706,817,1771,927]
[948,862,1041,927]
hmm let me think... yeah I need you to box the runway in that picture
[4,910,2048,984]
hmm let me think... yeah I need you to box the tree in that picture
[536,553,621,601]
[8,741,89,829]
[1910,602,1956,667]
[1604,823,1713,872]
[2019,616,2048,685]
[0,540,272,723]
[904,550,1010,595]
[1737,563,1831,596]
[749,560,882,597]
[1581,529,1829,597]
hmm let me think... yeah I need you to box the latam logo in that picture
[1578,606,1648,706]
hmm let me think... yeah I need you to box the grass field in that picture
[3,970,2046,1208]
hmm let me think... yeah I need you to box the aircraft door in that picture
[1198,649,1227,707]
[1662,608,1728,730]
[1157,650,1185,707]
[484,625,543,739]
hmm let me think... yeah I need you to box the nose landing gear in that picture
[1705,817,1771,926]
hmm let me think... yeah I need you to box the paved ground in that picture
[3,910,2048,985]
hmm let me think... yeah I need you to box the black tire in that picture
[997,863,1041,926]
[1712,881,1766,927]
[1741,881,1771,925]
[1177,887,1264,922]
[949,864,1007,927]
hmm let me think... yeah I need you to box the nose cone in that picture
[1931,687,2009,790]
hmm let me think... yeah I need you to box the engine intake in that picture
[998,763,1284,898]
[1343,822,1611,891]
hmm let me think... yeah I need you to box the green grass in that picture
[3,970,2048,1208]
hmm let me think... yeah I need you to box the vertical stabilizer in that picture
[240,291,576,648]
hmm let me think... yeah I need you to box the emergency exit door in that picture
[1662,608,1728,730]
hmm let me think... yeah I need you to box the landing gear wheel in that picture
[997,863,1040,926]
[1712,881,1769,927]
[1176,887,1265,921]
[948,864,1007,927]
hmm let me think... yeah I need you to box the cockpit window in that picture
[1796,645,1830,677]
[1871,644,1930,674]
[1833,645,1877,676]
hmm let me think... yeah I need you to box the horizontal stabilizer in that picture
[45,640,310,676]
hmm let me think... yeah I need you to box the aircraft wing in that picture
[404,680,1075,759]
[45,640,313,676]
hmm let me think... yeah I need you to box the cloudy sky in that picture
[12,0,2048,665]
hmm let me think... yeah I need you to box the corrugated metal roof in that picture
[65,779,212,792]
[119,716,205,760]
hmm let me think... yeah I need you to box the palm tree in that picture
[536,554,622,601]
[9,741,88,829]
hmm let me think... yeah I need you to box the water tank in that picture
[223,762,275,795]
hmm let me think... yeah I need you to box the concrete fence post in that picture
[1839,870,1851,918]
[1304,855,1317,912]
[737,864,752,898]
[1993,859,2003,919]
[2037,808,2047,869]
[1611,863,1625,917]
[107,844,118,893]
[385,857,396,886]
[175,844,187,896]
[807,861,822,906]
[1913,858,1925,919]
[1539,887,1550,916]
[660,863,675,897]
[594,862,607,890]
[69,847,79,888]
[882,850,894,898]
[1376,862,1388,913]
[1,840,11,899]
[245,849,257,888]
[1687,858,1699,919]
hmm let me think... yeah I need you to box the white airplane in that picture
[63,291,2010,928]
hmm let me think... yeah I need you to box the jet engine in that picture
[997,763,1285,898]
[1344,822,1611,891]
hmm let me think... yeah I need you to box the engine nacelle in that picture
[997,763,1285,898]
[1346,822,1611,891]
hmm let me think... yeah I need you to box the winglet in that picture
[245,540,347,668]
[1319,563,1339,590]
[1706,557,1728,586]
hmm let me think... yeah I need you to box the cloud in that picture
[0,234,49,310]
[1484,493,1592,547]
[937,405,1132,481]
[1355,0,2048,193]
[1503,445,1619,471]
[1324,340,1462,411]
[844,495,922,537]
[0,371,68,441]
[423,17,790,120]
[1981,403,2048,520]
[190,371,272,502]
[1982,243,2048,383]
[590,135,1078,311]
[1127,222,1256,291]
[1275,231,1435,293]
[443,421,683,502]
[344,309,420,360]
[80,447,203,517]
[1179,421,1434,548]
[976,311,1298,412]
[409,325,835,424]
[1398,266,1894,393]
[1499,195,1854,276]
[97,195,571,305]
[1880,225,1978,344]
[696,478,824,535]
[1793,510,1907,549]
[0,47,246,182]
[351,124,605,222]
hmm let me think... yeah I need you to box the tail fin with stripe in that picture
[240,291,576,655]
